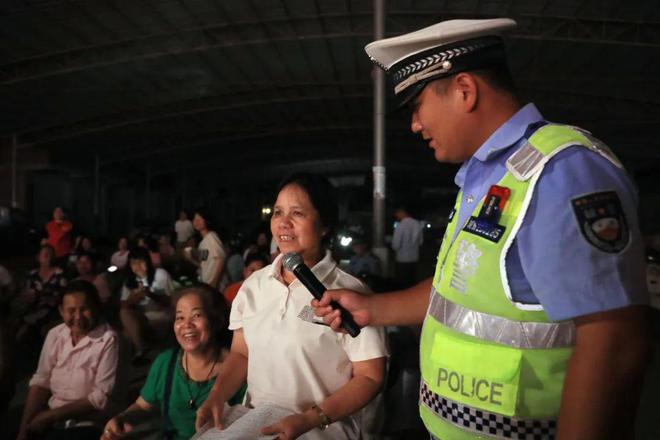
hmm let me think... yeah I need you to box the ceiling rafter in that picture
[1,0,658,185]
[3,10,658,84]
[100,122,374,165]
[18,85,371,146]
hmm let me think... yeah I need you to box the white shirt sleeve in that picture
[328,270,389,362]
[120,285,130,301]
[228,281,248,330]
[86,331,119,410]
[29,325,60,389]
[391,223,402,251]
[152,268,173,296]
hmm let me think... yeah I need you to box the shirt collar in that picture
[65,322,110,350]
[269,250,336,284]
[454,103,544,187]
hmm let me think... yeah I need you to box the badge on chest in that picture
[462,185,510,243]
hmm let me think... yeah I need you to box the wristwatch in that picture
[311,405,331,430]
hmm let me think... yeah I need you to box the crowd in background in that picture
[0,174,411,440]
[0,205,285,439]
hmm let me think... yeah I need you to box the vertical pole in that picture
[145,163,151,220]
[93,154,100,216]
[11,134,18,208]
[181,168,187,210]
[372,0,388,270]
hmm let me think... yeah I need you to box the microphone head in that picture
[282,252,304,271]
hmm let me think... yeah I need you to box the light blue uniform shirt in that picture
[451,103,648,321]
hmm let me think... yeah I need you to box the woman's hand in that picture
[101,415,134,439]
[195,394,226,431]
[127,288,146,304]
[261,411,317,440]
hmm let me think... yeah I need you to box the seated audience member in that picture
[72,236,105,276]
[197,173,387,439]
[183,208,228,291]
[67,236,83,268]
[158,233,176,273]
[119,248,173,359]
[225,238,245,284]
[68,236,97,266]
[348,238,381,278]
[222,253,268,306]
[242,230,272,262]
[74,253,111,304]
[174,211,195,251]
[178,236,199,281]
[109,237,130,270]
[17,280,119,440]
[137,235,161,268]
[18,245,67,341]
[102,285,245,440]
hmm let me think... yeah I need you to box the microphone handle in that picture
[292,266,361,337]
[330,301,361,337]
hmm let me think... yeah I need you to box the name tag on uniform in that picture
[463,217,506,243]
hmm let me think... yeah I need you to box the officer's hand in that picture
[311,289,372,332]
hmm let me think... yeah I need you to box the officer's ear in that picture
[453,72,478,113]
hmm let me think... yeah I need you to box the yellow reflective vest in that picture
[419,124,622,439]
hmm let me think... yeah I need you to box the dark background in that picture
[0,0,659,245]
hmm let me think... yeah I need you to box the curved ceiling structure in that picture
[1,0,659,189]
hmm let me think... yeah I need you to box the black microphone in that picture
[282,252,361,337]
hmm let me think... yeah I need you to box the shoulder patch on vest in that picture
[506,141,545,181]
[571,191,629,253]
[506,124,624,182]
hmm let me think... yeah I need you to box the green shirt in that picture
[141,348,246,440]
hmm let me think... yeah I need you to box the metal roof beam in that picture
[18,86,370,146]
[3,11,658,84]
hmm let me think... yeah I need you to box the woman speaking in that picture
[196,173,388,440]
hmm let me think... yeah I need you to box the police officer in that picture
[313,18,650,439]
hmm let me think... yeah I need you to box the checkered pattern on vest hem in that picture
[420,381,556,439]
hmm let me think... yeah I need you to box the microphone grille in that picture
[282,252,303,271]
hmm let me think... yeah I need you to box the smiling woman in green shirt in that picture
[102,285,246,440]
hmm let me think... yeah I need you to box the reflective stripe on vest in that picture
[420,380,556,439]
[428,290,575,349]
